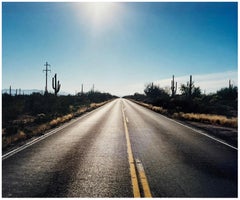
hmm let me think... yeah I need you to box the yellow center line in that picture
[121,102,153,198]
[122,103,141,198]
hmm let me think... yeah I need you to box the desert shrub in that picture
[144,83,170,104]
[2,130,27,149]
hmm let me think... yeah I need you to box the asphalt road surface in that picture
[2,99,237,197]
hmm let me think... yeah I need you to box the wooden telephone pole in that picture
[43,62,51,94]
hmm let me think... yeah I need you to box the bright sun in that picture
[79,3,121,34]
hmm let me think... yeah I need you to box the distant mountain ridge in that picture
[2,89,70,95]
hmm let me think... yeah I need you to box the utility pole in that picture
[81,84,83,95]
[229,80,233,89]
[43,62,51,94]
[188,75,193,97]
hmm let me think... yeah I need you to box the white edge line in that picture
[160,113,238,151]
[128,99,238,151]
[2,101,113,160]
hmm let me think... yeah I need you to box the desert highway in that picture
[2,99,237,197]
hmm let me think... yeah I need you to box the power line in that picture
[43,62,51,94]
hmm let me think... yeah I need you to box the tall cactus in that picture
[9,86,12,96]
[52,73,61,95]
[171,75,177,97]
[229,80,233,89]
[187,75,193,97]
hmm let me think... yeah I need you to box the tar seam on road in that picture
[135,159,152,197]
[121,103,152,198]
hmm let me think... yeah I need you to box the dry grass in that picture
[90,102,108,109]
[152,106,168,115]
[77,107,87,114]
[31,124,49,135]
[131,99,168,115]
[49,114,74,128]
[2,130,27,149]
[173,113,237,128]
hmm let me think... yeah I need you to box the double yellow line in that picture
[122,103,152,198]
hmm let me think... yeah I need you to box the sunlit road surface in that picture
[2,99,237,197]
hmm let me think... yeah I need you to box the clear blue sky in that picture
[2,2,238,96]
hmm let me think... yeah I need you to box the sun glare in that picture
[77,3,122,34]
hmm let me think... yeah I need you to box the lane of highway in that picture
[2,99,132,197]
[122,99,237,197]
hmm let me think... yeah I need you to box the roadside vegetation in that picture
[2,91,117,150]
[124,77,237,128]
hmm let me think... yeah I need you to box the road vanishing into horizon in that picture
[2,99,237,197]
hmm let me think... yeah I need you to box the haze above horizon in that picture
[2,2,238,96]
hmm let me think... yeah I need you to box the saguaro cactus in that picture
[81,84,84,95]
[229,80,233,89]
[171,75,177,97]
[52,73,61,95]
[9,86,12,96]
[187,75,193,97]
